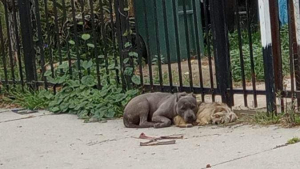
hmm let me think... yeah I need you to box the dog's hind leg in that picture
[139,113,155,128]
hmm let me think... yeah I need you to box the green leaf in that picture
[107,64,114,70]
[81,60,93,70]
[126,89,139,96]
[114,93,127,102]
[98,55,105,59]
[131,75,141,85]
[58,62,69,69]
[106,109,115,118]
[60,103,69,113]
[81,34,91,41]
[87,43,95,48]
[47,77,57,84]
[81,75,96,86]
[50,107,60,113]
[123,58,130,64]
[124,67,133,76]
[123,30,129,36]
[68,40,75,45]
[124,42,131,48]
[129,52,138,58]
[58,76,67,84]
[44,70,52,77]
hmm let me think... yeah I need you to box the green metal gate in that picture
[135,0,205,63]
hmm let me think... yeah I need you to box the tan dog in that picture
[173,102,238,127]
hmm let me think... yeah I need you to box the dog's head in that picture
[176,93,198,123]
[211,106,238,125]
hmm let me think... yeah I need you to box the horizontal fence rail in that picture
[0,0,300,114]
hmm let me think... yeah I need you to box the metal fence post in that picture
[258,0,276,115]
[18,0,36,88]
[269,0,282,114]
[210,0,232,106]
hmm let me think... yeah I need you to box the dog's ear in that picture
[176,92,187,102]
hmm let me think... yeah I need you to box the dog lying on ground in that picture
[123,92,198,128]
[173,102,238,127]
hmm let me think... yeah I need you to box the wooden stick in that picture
[140,140,176,146]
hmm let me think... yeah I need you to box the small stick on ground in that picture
[140,140,176,146]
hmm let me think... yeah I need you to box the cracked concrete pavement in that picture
[1,109,300,169]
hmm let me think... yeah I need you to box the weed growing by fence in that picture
[229,25,290,82]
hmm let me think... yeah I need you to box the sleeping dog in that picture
[173,102,238,127]
[123,92,198,128]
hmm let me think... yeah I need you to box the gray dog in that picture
[123,92,198,128]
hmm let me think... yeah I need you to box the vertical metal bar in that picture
[182,0,194,92]
[133,0,144,88]
[80,0,91,74]
[4,0,15,87]
[269,0,283,113]
[203,0,215,101]
[172,0,183,91]
[290,0,300,110]
[210,0,232,106]
[115,0,126,90]
[62,0,67,25]
[53,0,63,74]
[258,0,276,115]
[44,2,54,79]
[99,0,110,82]
[142,0,153,91]
[153,0,163,91]
[12,0,24,90]
[295,0,300,111]
[34,0,47,89]
[61,0,72,77]
[287,0,296,106]
[71,0,82,80]
[18,0,36,88]
[235,0,247,107]
[109,0,120,85]
[246,0,257,107]
[0,18,8,90]
[89,0,101,88]
[44,0,56,92]
[193,0,204,100]
[162,0,173,91]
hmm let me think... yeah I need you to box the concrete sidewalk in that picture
[1,109,300,169]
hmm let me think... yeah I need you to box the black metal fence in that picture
[0,0,300,114]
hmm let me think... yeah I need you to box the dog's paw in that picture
[186,124,193,128]
[154,123,162,128]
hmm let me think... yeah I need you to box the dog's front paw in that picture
[154,123,162,128]
[186,124,193,128]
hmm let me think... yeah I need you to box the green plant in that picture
[2,88,54,110]
[251,112,282,125]
[45,58,140,122]
[287,137,300,145]
[229,25,290,82]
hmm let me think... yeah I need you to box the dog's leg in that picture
[173,116,193,128]
[139,113,155,128]
[152,116,172,128]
